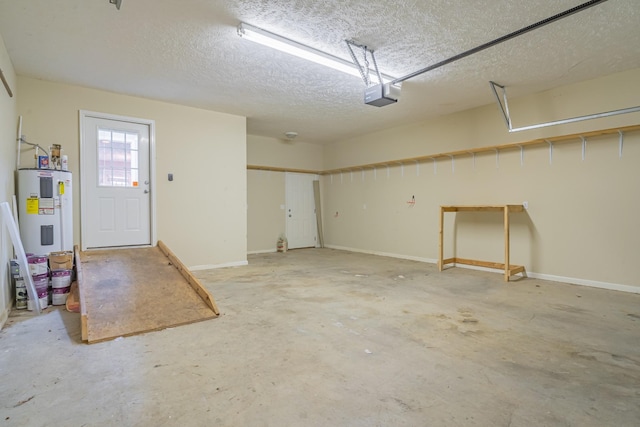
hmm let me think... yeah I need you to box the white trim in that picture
[0,307,9,331]
[324,244,437,264]
[189,260,249,271]
[525,272,640,294]
[324,245,640,294]
[285,172,320,249]
[248,249,278,255]
[79,110,157,251]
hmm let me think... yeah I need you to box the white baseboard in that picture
[525,271,640,294]
[0,307,9,331]
[325,244,437,264]
[189,260,248,271]
[247,249,278,255]
[324,245,640,294]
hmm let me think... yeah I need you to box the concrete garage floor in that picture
[1,248,639,426]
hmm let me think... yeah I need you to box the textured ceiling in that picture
[0,0,638,144]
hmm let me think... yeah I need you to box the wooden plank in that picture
[157,240,219,315]
[504,206,510,282]
[80,245,218,344]
[247,165,321,175]
[75,245,88,342]
[451,258,526,277]
[452,258,507,270]
[65,281,80,313]
[441,205,523,212]
[509,265,526,276]
[438,206,445,271]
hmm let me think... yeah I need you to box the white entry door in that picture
[285,172,318,249]
[81,112,154,249]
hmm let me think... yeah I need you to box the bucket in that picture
[27,275,49,311]
[32,273,49,293]
[15,278,27,310]
[28,255,48,276]
[52,286,70,306]
[277,237,288,253]
[27,296,48,311]
[51,269,72,289]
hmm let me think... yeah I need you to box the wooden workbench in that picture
[438,205,526,282]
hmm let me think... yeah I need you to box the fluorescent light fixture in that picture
[237,22,394,84]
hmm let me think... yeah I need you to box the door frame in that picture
[285,172,319,249]
[79,110,157,251]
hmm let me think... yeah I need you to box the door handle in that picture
[144,189,149,194]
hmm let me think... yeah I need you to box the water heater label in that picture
[38,198,54,215]
[26,198,38,214]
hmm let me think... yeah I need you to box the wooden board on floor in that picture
[78,242,218,344]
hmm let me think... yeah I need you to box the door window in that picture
[97,128,140,188]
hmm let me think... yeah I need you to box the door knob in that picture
[144,189,149,194]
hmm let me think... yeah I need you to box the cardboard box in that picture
[49,251,73,270]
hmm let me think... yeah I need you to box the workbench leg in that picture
[438,207,444,271]
[504,207,510,282]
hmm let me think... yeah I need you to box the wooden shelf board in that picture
[441,205,524,213]
[247,124,639,176]
[247,165,320,175]
[445,257,525,276]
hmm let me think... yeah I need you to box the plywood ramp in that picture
[77,241,218,344]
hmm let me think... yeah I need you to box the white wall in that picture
[0,34,17,328]
[17,77,247,269]
[322,68,640,291]
[247,135,323,253]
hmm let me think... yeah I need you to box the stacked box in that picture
[49,251,73,270]
[10,260,27,310]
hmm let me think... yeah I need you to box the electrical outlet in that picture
[523,201,529,210]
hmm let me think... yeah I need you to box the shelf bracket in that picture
[468,152,476,170]
[415,160,420,176]
[519,145,524,166]
[431,158,437,175]
[447,155,455,173]
[619,130,624,158]
[495,149,500,169]
[546,140,554,165]
[581,136,587,161]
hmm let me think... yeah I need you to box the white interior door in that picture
[81,113,153,249]
[286,172,318,249]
